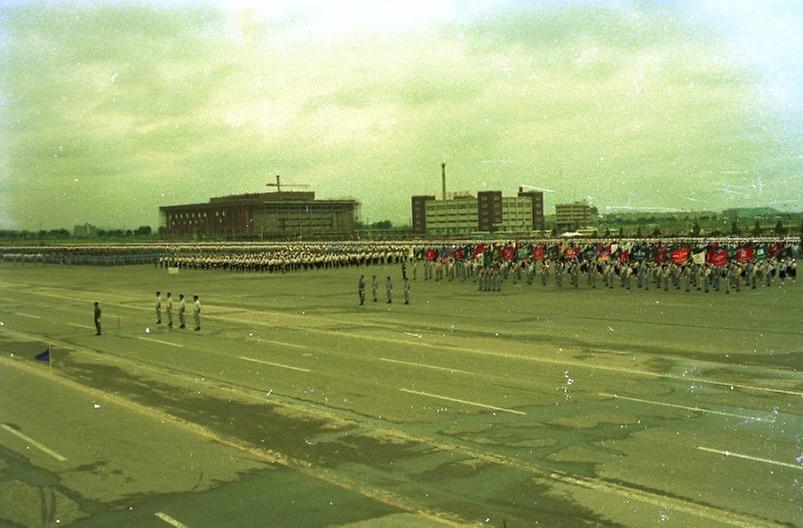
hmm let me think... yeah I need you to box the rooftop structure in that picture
[159,190,360,239]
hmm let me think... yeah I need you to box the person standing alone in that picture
[94,302,101,336]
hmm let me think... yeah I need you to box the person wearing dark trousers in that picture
[193,295,201,331]
[94,302,102,335]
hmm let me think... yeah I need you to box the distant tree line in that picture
[0,225,152,241]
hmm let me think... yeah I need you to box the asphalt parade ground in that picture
[0,262,801,527]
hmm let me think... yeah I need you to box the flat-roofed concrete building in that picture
[411,195,436,234]
[412,190,545,236]
[555,201,598,233]
[160,191,360,239]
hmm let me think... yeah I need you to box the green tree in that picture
[774,220,786,235]
[752,221,762,236]
[636,226,643,238]
[731,220,740,235]
[134,225,152,236]
[618,227,624,237]
[691,221,701,236]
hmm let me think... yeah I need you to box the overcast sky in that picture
[1,0,801,229]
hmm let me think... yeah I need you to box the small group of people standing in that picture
[358,274,410,305]
[91,292,203,336]
[155,291,201,331]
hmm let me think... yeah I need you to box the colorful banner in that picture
[532,245,544,261]
[735,246,753,263]
[653,245,668,263]
[707,249,729,267]
[671,247,690,265]
[500,246,516,261]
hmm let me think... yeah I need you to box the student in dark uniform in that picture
[94,302,101,335]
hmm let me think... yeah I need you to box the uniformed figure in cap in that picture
[385,276,393,303]
[193,295,201,331]
[371,275,378,302]
[94,302,101,336]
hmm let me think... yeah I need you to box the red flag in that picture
[532,245,544,261]
[426,248,436,261]
[563,247,580,260]
[768,242,782,257]
[707,249,729,267]
[671,247,690,265]
[619,250,630,263]
[500,246,515,261]
[735,247,753,263]
[474,244,486,256]
[453,248,464,261]
[653,245,668,263]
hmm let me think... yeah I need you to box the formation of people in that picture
[415,253,796,294]
[359,274,410,305]
[153,291,202,331]
[92,292,202,336]
[3,240,799,286]
[411,239,798,294]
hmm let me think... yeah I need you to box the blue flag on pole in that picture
[35,348,50,362]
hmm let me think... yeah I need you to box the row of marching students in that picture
[157,246,408,272]
[423,256,796,293]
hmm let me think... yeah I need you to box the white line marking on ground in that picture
[598,393,767,422]
[13,312,41,319]
[66,322,93,329]
[7,284,803,398]
[239,356,310,372]
[137,337,184,348]
[686,379,803,398]
[0,424,67,461]
[400,388,526,415]
[696,447,803,471]
[379,357,475,376]
[245,336,309,349]
[155,512,188,528]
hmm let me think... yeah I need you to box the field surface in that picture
[0,262,801,527]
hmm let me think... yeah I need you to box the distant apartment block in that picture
[555,201,598,233]
[411,188,545,236]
